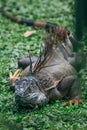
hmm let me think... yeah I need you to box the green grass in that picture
[0,0,87,130]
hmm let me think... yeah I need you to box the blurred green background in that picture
[0,0,87,129]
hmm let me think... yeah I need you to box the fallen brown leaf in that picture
[24,30,36,37]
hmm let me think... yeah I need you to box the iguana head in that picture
[14,75,47,107]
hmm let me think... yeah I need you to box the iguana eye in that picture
[29,85,33,92]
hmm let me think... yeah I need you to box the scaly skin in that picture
[10,45,82,107]
[18,41,85,71]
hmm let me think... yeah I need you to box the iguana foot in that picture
[64,98,83,106]
[9,69,21,88]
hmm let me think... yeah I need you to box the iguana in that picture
[9,34,82,108]
[1,3,83,107]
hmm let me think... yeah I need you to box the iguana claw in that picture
[64,98,83,106]
[9,69,21,85]
[9,69,21,78]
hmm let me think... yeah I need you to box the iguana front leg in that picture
[9,69,21,89]
[57,75,83,106]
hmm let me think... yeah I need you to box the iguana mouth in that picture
[14,91,48,107]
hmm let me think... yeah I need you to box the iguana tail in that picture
[1,2,70,41]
